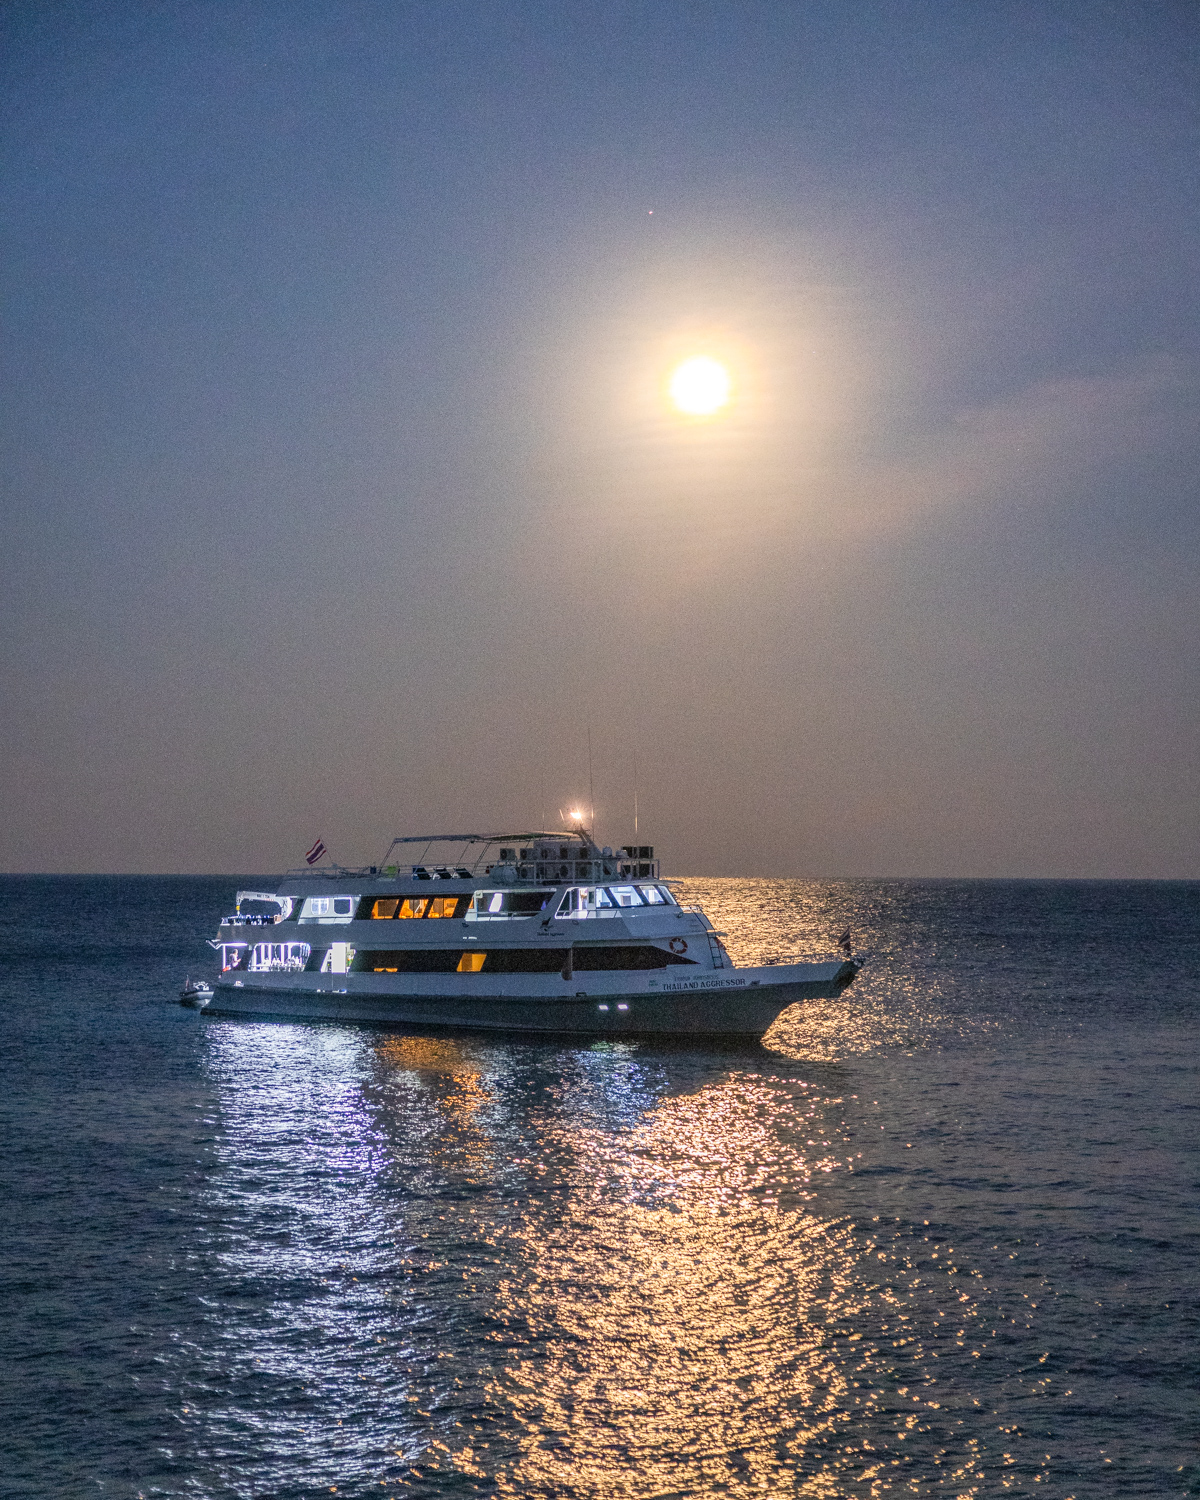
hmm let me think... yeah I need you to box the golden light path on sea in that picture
[359,1019,994,1498]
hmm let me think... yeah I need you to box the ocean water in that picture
[1,876,1197,1500]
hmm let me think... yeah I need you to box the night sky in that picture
[4,2,1198,876]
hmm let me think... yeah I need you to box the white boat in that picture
[199,831,858,1038]
[179,976,214,1008]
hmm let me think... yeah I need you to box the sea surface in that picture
[1,876,1197,1499]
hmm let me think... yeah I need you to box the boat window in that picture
[637,884,668,905]
[556,888,590,916]
[372,898,400,919]
[353,949,459,973]
[608,885,644,907]
[472,890,553,917]
[220,944,248,971]
[425,895,469,919]
[457,951,486,972]
[300,895,359,920]
[480,945,696,972]
[398,898,429,919]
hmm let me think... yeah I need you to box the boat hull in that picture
[205,961,857,1038]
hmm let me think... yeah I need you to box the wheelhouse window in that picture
[608,885,644,907]
[556,888,589,917]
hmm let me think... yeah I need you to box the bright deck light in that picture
[669,356,731,417]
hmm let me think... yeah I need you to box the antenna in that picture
[633,751,638,838]
[587,723,595,840]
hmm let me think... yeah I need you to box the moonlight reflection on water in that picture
[3,875,1193,1497]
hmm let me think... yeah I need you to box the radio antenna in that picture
[587,723,595,841]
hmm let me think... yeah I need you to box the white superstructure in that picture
[198,830,858,1037]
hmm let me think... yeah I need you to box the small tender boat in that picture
[179,977,214,1008]
[198,830,858,1038]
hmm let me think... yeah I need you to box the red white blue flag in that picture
[837,929,852,954]
[305,839,327,865]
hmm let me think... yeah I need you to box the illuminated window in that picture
[638,885,666,905]
[426,896,468,919]
[303,896,357,920]
[609,885,644,907]
[248,941,311,972]
[457,951,486,972]
[372,899,400,919]
[399,898,429,919]
[595,888,614,908]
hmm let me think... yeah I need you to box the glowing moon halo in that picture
[668,356,731,417]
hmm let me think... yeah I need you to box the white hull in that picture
[207,959,857,1037]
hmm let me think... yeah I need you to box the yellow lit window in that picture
[426,895,467,919]
[457,951,486,973]
[371,899,400,919]
[398,899,428,919]
[373,966,399,973]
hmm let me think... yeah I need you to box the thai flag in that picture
[837,929,852,954]
[305,839,327,866]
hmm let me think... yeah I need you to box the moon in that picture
[668,356,732,417]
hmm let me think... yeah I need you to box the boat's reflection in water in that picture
[201,1019,989,1496]
[361,1031,932,1496]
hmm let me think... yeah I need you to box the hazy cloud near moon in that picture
[833,354,1197,542]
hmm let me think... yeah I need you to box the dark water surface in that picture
[2,876,1197,1499]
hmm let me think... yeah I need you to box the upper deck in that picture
[278,830,657,892]
[217,830,679,935]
